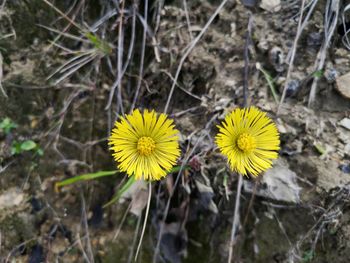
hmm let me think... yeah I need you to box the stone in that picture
[0,187,25,210]
[260,0,281,12]
[335,73,350,99]
[339,118,350,130]
[243,159,301,203]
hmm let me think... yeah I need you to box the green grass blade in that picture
[103,175,136,208]
[312,69,323,78]
[168,165,188,174]
[103,165,187,208]
[56,170,118,188]
[85,32,112,55]
[256,63,280,103]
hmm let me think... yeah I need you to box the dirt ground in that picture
[1,0,350,262]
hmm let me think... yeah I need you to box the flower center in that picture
[237,133,256,152]
[137,136,156,156]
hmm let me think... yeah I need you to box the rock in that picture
[243,159,301,203]
[337,127,350,144]
[339,118,350,130]
[269,46,284,72]
[276,122,287,134]
[335,72,350,99]
[195,180,218,214]
[0,187,25,210]
[345,143,350,153]
[29,244,45,263]
[241,0,258,7]
[51,238,70,254]
[285,79,300,97]
[260,0,281,12]
[339,164,350,174]
[324,63,338,83]
[294,155,350,192]
[315,158,350,191]
[307,32,322,47]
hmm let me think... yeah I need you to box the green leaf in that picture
[103,165,187,208]
[20,140,37,151]
[36,148,44,156]
[56,170,118,188]
[312,70,324,78]
[314,143,325,155]
[103,175,136,208]
[11,141,21,155]
[168,165,188,174]
[56,165,188,207]
[302,250,314,262]
[0,118,17,134]
[256,63,279,103]
[85,32,112,55]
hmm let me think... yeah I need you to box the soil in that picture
[1,1,350,263]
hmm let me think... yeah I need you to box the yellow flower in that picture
[215,107,280,176]
[109,109,180,180]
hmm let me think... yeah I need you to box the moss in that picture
[0,212,35,251]
[1,0,54,50]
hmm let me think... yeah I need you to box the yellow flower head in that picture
[109,109,180,181]
[215,107,280,176]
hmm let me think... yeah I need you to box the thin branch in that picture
[308,0,339,107]
[242,177,260,228]
[127,215,142,263]
[117,0,125,115]
[277,0,308,115]
[0,52,7,98]
[152,114,218,263]
[105,3,137,111]
[163,0,229,114]
[134,182,152,261]
[227,174,243,263]
[131,0,148,112]
[341,4,350,49]
[113,202,132,241]
[183,0,193,40]
[42,0,83,31]
[228,13,252,263]
[243,14,253,107]
[160,70,203,101]
[80,192,94,263]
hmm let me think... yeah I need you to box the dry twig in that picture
[277,0,318,114]
[308,0,339,107]
[163,0,230,114]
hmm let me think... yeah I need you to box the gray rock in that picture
[339,118,350,130]
[243,159,301,203]
[335,72,350,99]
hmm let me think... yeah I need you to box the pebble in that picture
[260,0,281,12]
[339,118,350,130]
[335,72,350,99]
[0,188,24,209]
[285,79,300,97]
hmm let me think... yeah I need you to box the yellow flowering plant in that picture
[56,109,181,205]
[109,109,181,181]
[55,106,280,262]
[215,107,280,176]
